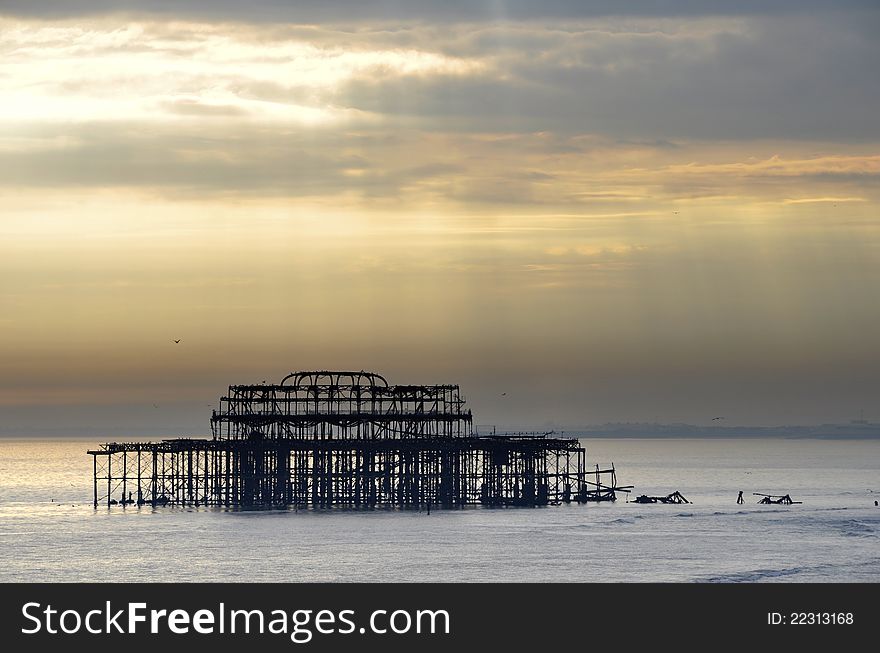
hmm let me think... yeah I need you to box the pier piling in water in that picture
[89,371,627,509]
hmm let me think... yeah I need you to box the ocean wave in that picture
[784,513,879,538]
[836,519,876,538]
[594,515,647,526]
[699,557,880,583]
[0,532,36,536]
[699,567,806,583]
[747,509,791,515]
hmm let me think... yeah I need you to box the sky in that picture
[1,1,878,435]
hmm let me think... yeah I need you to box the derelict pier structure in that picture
[89,371,627,509]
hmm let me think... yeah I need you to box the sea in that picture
[1,437,878,583]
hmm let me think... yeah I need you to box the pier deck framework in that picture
[89,371,625,508]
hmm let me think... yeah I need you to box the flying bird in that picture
[501,392,507,396]
[712,416,724,421]
[173,339,181,344]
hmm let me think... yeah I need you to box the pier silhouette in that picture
[89,370,630,509]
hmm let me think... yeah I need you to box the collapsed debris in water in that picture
[754,493,801,505]
[632,491,691,504]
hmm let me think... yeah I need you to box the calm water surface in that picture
[1,438,878,582]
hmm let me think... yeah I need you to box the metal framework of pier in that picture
[89,371,627,509]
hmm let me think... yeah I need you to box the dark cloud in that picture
[335,16,880,141]
[2,121,878,208]
[2,1,878,22]
[0,124,370,195]
[4,12,878,143]
[0,123,485,201]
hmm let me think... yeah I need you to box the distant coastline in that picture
[561,421,880,439]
